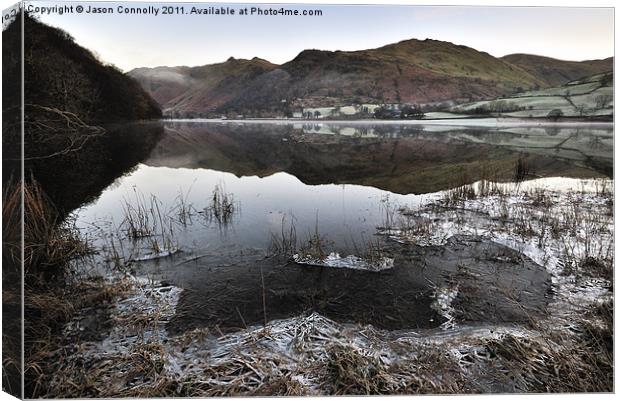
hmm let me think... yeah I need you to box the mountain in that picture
[501,54,613,87]
[129,39,612,118]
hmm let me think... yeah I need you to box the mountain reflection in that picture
[145,121,613,194]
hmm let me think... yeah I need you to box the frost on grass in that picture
[384,178,613,330]
[46,271,612,396]
[430,282,459,330]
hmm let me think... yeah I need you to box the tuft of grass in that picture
[268,215,298,256]
[296,216,331,263]
[483,319,613,393]
[19,179,92,286]
[324,343,391,394]
[203,183,236,227]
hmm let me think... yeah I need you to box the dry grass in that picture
[268,215,297,256]
[2,179,23,395]
[483,305,613,393]
[323,343,393,394]
[20,179,92,286]
[289,215,332,263]
[0,179,130,397]
[25,276,132,398]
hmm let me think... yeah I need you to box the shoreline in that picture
[160,117,614,128]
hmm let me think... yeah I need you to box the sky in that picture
[18,1,615,72]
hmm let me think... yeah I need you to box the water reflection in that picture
[147,121,612,195]
[24,122,164,215]
[78,120,613,267]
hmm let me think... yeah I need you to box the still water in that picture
[77,120,612,258]
[73,120,612,330]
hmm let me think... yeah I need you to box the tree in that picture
[374,106,398,119]
[400,104,425,119]
[595,94,613,109]
[547,109,564,121]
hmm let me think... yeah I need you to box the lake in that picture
[73,120,613,331]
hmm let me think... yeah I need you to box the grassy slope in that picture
[164,57,278,115]
[453,72,613,118]
[373,39,541,86]
[502,54,613,87]
[129,57,278,116]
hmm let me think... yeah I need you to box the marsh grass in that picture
[361,237,390,268]
[2,179,131,397]
[482,304,613,393]
[116,189,186,262]
[121,188,170,241]
[203,183,236,227]
[399,209,435,236]
[297,217,331,263]
[19,180,93,285]
[443,180,511,206]
[268,215,298,256]
[172,185,197,227]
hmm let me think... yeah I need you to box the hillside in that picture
[129,39,612,118]
[3,13,161,124]
[501,54,613,87]
[452,71,613,119]
[3,14,162,172]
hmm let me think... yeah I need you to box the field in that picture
[453,72,613,119]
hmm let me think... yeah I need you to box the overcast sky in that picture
[26,1,614,71]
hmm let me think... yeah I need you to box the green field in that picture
[453,72,613,119]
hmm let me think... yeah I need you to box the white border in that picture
[0,1,616,401]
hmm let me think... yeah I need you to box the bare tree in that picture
[595,94,613,109]
[21,104,105,160]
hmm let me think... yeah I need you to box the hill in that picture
[3,14,163,177]
[3,13,161,125]
[501,54,613,87]
[129,39,612,118]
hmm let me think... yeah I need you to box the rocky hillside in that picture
[129,38,612,118]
